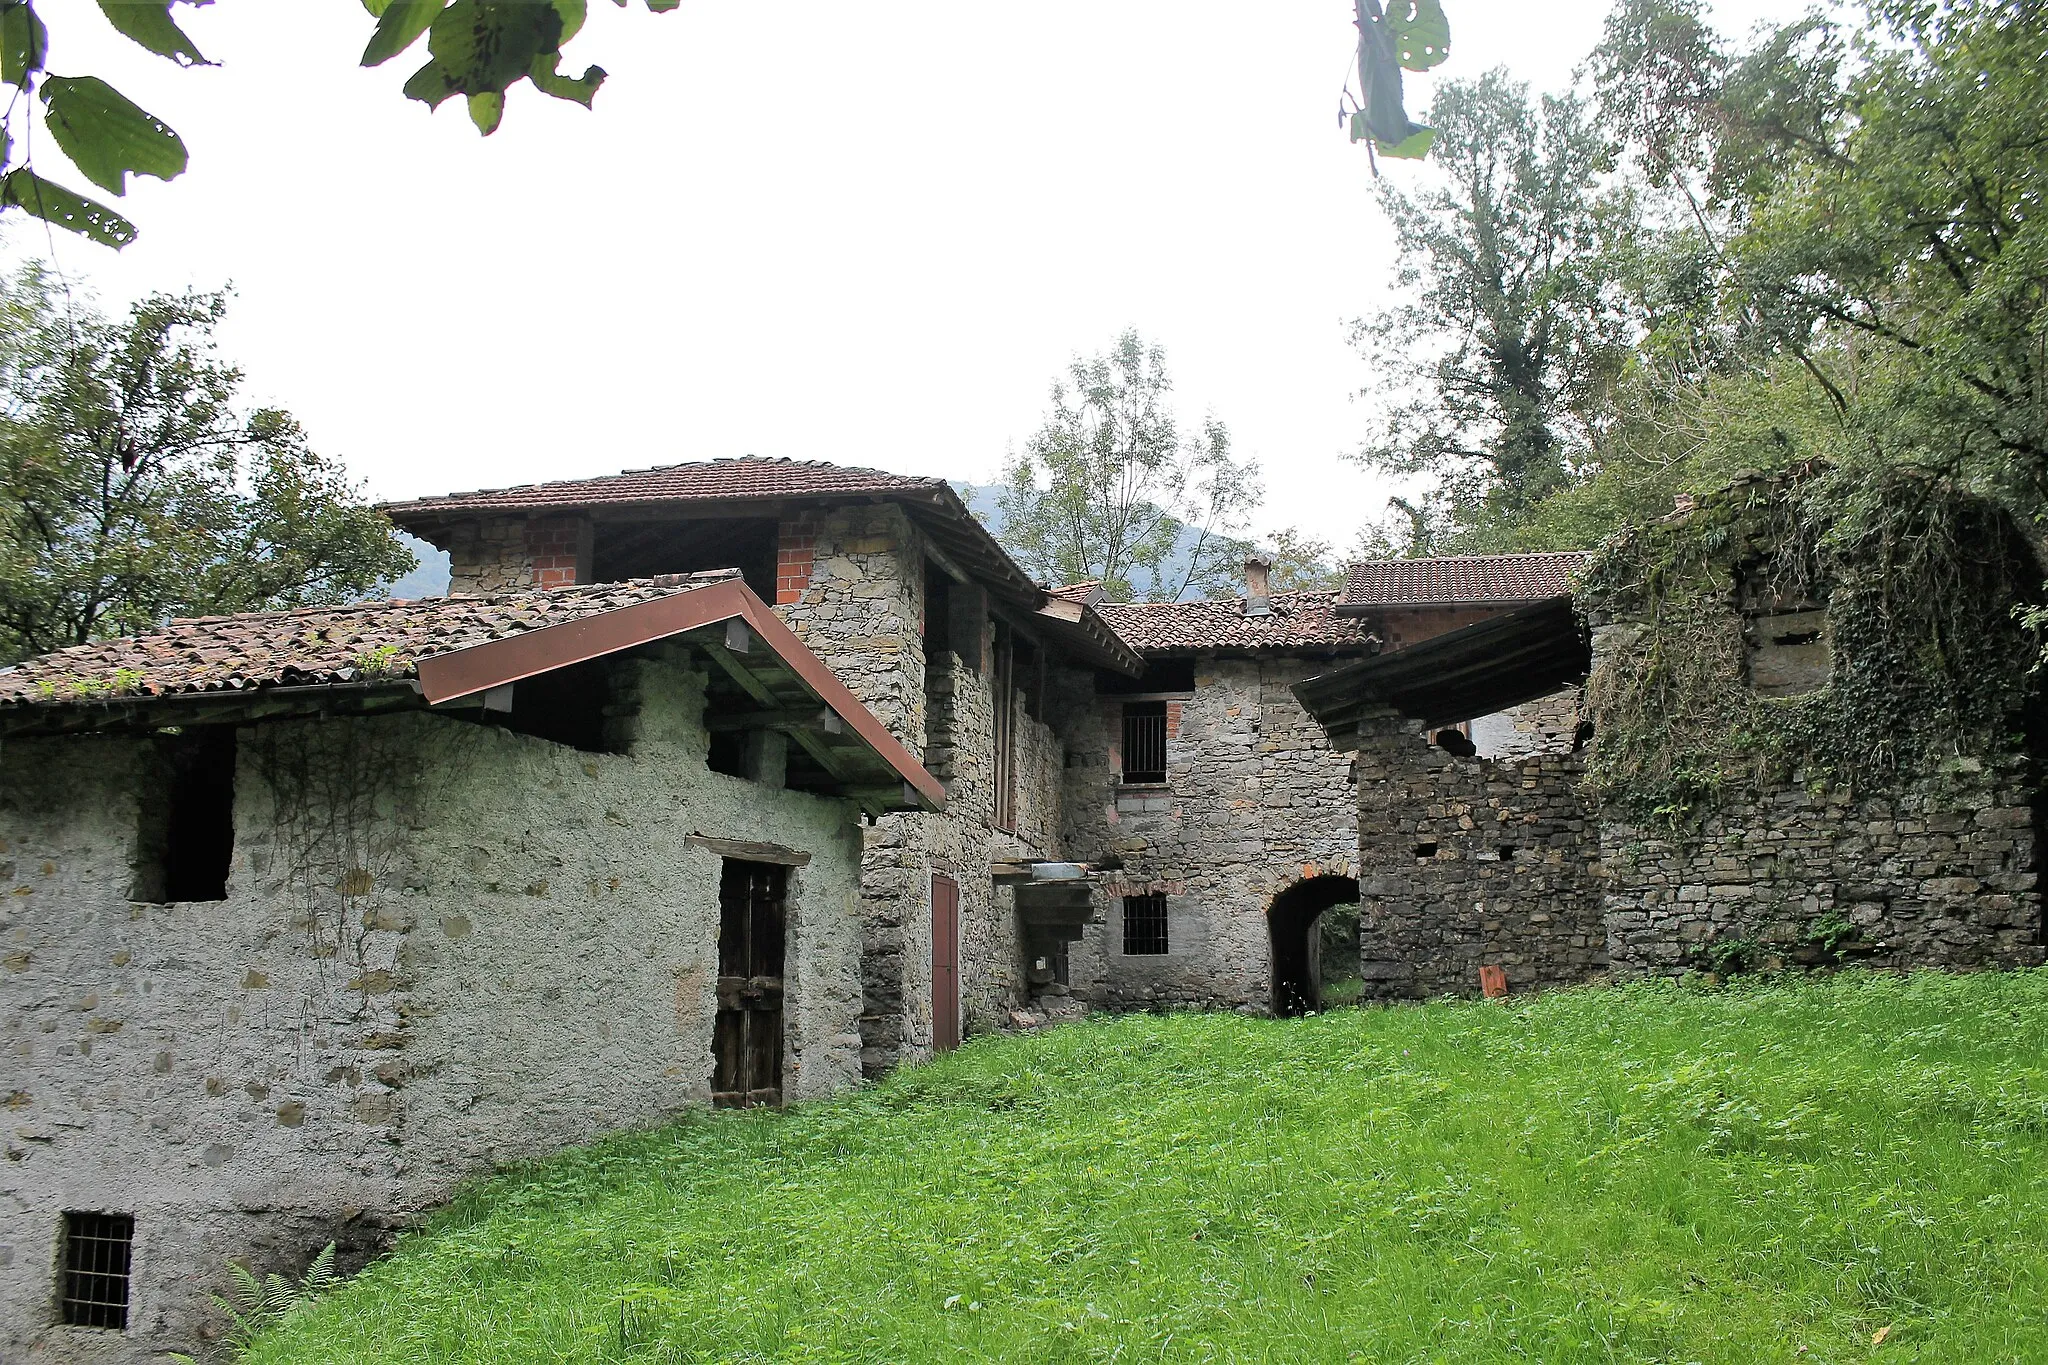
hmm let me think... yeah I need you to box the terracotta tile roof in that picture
[1047,581,1106,605]
[0,573,739,707]
[1094,592,1383,654]
[1339,552,1590,609]
[382,456,1049,611]
[380,456,942,518]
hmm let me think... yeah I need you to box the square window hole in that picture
[59,1211,134,1330]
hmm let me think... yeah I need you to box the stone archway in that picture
[1268,875,1361,1017]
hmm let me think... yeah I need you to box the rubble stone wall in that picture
[1583,616,2046,976]
[1060,653,1361,1012]
[0,655,863,1363]
[443,515,592,594]
[1353,712,1605,1000]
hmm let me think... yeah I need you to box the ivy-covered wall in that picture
[1582,470,2047,977]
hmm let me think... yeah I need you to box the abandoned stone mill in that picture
[3,457,2042,1360]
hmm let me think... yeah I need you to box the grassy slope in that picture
[247,973,2048,1364]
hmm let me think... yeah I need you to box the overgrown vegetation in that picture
[246,971,2048,1363]
[1581,466,2042,829]
[1354,1,2048,563]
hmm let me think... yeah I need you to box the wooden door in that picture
[713,860,787,1107]
[931,874,961,1052]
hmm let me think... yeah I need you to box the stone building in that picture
[1295,480,2048,998]
[381,459,1143,1073]
[1047,553,1588,1016]
[0,573,939,1362]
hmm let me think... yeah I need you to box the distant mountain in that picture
[380,533,451,600]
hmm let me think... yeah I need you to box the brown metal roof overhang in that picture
[1292,596,1590,743]
[7,581,944,814]
[415,577,945,811]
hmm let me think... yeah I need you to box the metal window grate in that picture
[60,1211,133,1330]
[1121,702,1168,784]
[1122,893,1169,956]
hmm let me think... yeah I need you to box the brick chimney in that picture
[1243,555,1273,617]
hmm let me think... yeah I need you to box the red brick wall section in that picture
[525,518,587,590]
[1165,701,1182,739]
[776,517,816,606]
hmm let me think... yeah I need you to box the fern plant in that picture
[168,1243,339,1362]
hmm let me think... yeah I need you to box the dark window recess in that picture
[923,561,952,656]
[591,516,779,600]
[1498,845,1517,862]
[1122,893,1169,955]
[478,658,628,755]
[992,622,1017,832]
[133,727,235,903]
[1413,842,1439,859]
[1096,658,1197,694]
[1121,702,1168,784]
[59,1211,134,1329]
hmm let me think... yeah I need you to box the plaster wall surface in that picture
[0,654,863,1363]
[1060,654,1361,1013]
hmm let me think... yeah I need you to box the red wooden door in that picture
[932,874,961,1052]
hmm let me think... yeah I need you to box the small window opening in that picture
[500,658,627,754]
[1432,727,1476,758]
[59,1211,134,1329]
[1121,702,1168,784]
[134,727,235,903]
[1413,842,1439,859]
[1497,845,1517,862]
[1122,893,1169,955]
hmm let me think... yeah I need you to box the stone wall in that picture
[774,505,927,754]
[0,654,863,1363]
[1468,688,1584,761]
[1601,773,2043,976]
[1059,653,1361,1012]
[1352,711,1605,1000]
[442,515,592,594]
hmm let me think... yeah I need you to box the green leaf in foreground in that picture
[1384,0,1451,71]
[360,0,444,67]
[1,0,48,89]
[38,76,187,196]
[92,0,204,66]
[0,166,135,246]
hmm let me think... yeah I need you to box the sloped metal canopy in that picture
[1292,596,1589,743]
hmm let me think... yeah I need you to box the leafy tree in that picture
[1347,70,1629,550]
[0,263,415,663]
[1570,0,2048,535]
[998,331,1261,603]
[0,0,679,247]
[1257,526,1346,594]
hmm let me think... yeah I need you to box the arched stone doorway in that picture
[1268,875,1360,1018]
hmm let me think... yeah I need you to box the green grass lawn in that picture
[246,971,2048,1364]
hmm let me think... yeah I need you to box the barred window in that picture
[1121,702,1168,784]
[59,1211,134,1330]
[1122,893,1169,955]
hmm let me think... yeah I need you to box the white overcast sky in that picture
[2,1,1784,551]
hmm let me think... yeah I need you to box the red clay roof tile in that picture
[1339,553,1589,609]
